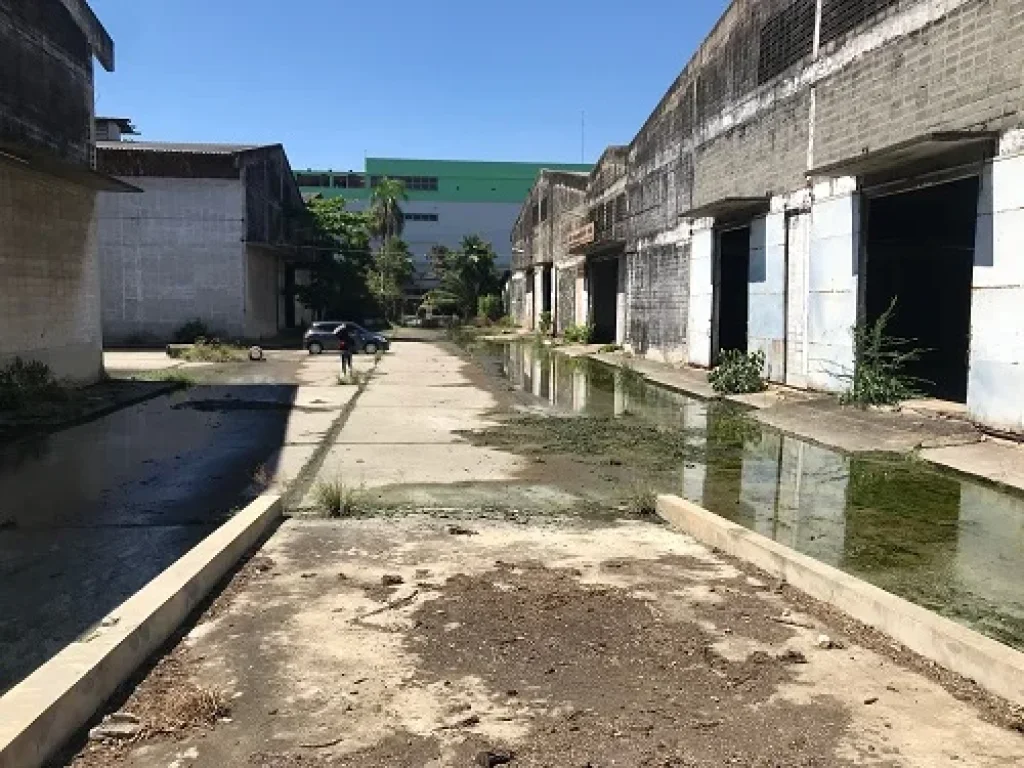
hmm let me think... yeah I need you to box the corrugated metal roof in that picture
[96,141,273,155]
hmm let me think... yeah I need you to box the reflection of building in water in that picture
[774,440,849,567]
[953,483,1024,636]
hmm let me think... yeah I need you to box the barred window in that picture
[296,173,330,187]
[758,0,816,84]
[405,213,439,222]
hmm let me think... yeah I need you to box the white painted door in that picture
[785,212,810,388]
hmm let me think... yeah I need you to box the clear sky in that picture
[90,0,730,171]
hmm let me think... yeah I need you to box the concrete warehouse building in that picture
[95,136,310,343]
[512,0,1024,434]
[297,158,592,298]
[0,0,134,382]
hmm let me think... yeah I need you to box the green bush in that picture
[840,299,924,407]
[538,311,553,335]
[173,319,211,344]
[709,349,768,395]
[0,358,67,411]
[563,323,594,344]
[477,294,503,321]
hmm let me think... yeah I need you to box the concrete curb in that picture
[0,494,283,768]
[656,494,1024,707]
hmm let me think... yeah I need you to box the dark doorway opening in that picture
[542,265,552,317]
[589,257,619,344]
[713,226,751,364]
[864,176,978,403]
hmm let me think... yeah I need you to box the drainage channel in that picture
[477,340,1024,653]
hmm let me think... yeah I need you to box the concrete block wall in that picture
[554,265,577,335]
[626,243,689,362]
[806,183,860,392]
[813,0,1024,171]
[0,164,102,382]
[968,149,1024,431]
[748,215,787,383]
[98,177,247,343]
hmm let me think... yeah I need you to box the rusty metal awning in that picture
[807,132,998,179]
[0,147,141,193]
[681,196,771,221]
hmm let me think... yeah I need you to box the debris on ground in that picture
[381,573,404,586]
[448,524,479,536]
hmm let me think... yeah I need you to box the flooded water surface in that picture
[481,340,1024,651]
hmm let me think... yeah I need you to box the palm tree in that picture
[368,177,407,247]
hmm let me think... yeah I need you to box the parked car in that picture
[304,322,390,355]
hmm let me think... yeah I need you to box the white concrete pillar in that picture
[615,253,627,345]
[785,212,812,389]
[807,180,860,392]
[747,215,787,382]
[576,267,588,326]
[533,268,545,331]
[687,224,715,367]
[967,148,1024,432]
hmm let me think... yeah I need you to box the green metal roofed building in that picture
[297,158,592,293]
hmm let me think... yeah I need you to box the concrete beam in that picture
[0,495,282,768]
[58,0,115,71]
[657,494,1024,708]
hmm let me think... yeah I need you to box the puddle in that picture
[476,340,1024,651]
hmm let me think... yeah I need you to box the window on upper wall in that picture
[820,0,899,45]
[531,201,540,227]
[405,213,439,222]
[332,174,366,189]
[758,0,816,84]
[404,176,439,191]
[296,173,331,187]
[540,197,549,222]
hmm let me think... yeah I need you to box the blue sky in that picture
[91,0,729,171]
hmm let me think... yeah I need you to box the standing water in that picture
[479,340,1024,652]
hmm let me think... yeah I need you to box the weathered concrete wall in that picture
[244,246,281,340]
[98,177,248,342]
[748,215,787,382]
[968,145,1024,431]
[0,0,97,165]
[0,164,101,381]
[813,0,1024,171]
[627,243,689,362]
[555,264,578,335]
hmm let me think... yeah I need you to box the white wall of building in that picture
[807,183,860,391]
[968,150,1024,431]
[0,164,102,382]
[98,177,250,342]
[687,226,715,367]
[747,215,787,383]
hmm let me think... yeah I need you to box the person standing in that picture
[334,322,355,377]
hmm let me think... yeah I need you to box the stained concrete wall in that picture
[627,243,689,362]
[0,164,102,381]
[98,177,248,342]
[968,146,1024,431]
[245,246,281,340]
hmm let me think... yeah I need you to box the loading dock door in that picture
[712,226,751,364]
[864,176,978,403]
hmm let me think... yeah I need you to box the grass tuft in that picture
[313,476,363,518]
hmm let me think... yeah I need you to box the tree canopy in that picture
[426,235,501,318]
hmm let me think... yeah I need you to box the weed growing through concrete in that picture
[0,358,69,411]
[625,484,658,517]
[839,298,926,407]
[139,369,196,387]
[563,323,594,344]
[337,371,369,386]
[313,476,363,517]
[709,350,768,395]
[175,339,247,363]
[598,344,622,353]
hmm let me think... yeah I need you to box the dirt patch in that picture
[409,562,856,767]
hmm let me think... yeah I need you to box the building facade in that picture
[297,158,592,298]
[513,0,1024,433]
[96,140,309,343]
[0,0,130,382]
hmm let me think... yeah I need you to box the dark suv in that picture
[303,322,390,355]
